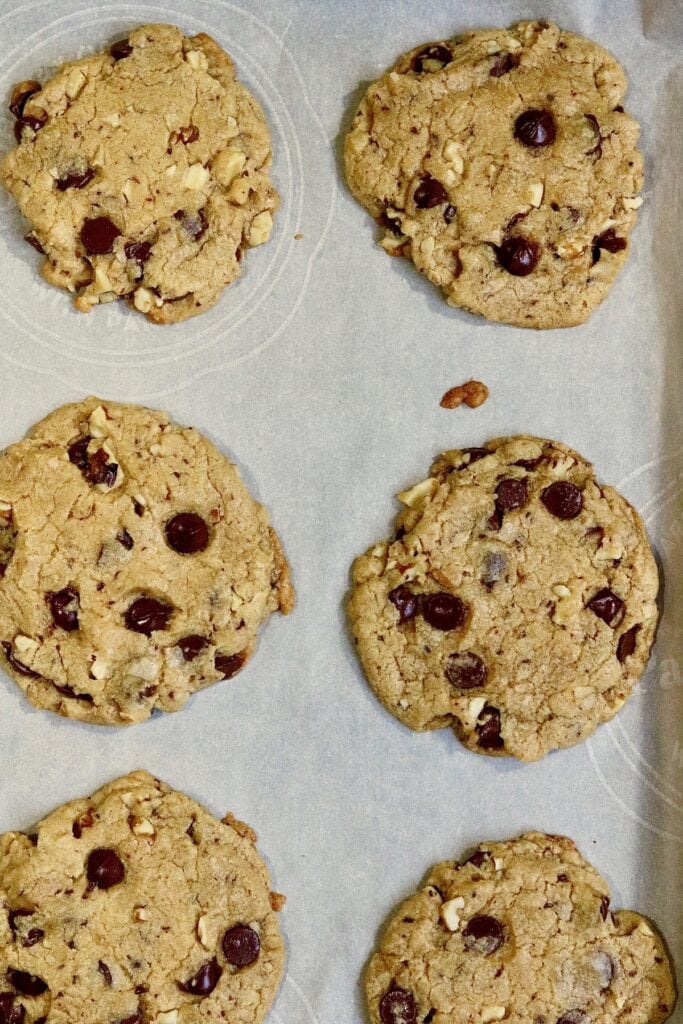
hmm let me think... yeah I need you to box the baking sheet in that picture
[0,0,681,1020]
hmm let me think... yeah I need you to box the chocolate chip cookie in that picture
[0,771,285,1024]
[0,398,294,725]
[366,832,675,1024]
[348,436,658,761]
[344,20,643,328]
[1,23,278,324]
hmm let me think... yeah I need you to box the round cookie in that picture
[0,23,278,324]
[365,832,675,1024]
[0,398,294,725]
[0,771,285,1024]
[348,436,658,761]
[344,20,643,329]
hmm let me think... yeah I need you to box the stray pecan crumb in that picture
[270,891,286,911]
[222,811,257,844]
[440,379,489,409]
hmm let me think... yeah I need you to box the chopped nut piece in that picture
[130,816,155,837]
[493,857,504,871]
[134,906,148,922]
[133,287,162,313]
[182,163,210,191]
[248,211,273,246]
[467,696,487,724]
[155,1012,179,1024]
[92,266,114,295]
[621,195,643,210]
[227,177,251,205]
[222,812,257,844]
[212,148,246,187]
[185,49,208,71]
[65,69,86,100]
[397,477,439,509]
[14,635,38,655]
[440,379,489,409]
[443,140,465,174]
[440,895,465,931]
[88,405,109,437]
[481,1008,506,1023]
[197,915,211,946]
[90,658,109,680]
[552,584,571,598]
[527,182,544,207]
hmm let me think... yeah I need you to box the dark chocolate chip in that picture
[178,635,209,662]
[125,597,173,635]
[222,924,260,967]
[380,212,403,236]
[475,705,504,750]
[56,169,95,191]
[414,176,448,210]
[86,848,124,890]
[490,52,519,77]
[422,593,466,631]
[178,958,222,996]
[124,241,152,266]
[514,457,543,470]
[72,809,94,838]
[379,988,417,1024]
[599,896,610,920]
[584,113,602,157]
[412,44,452,74]
[541,481,583,520]
[0,993,25,1024]
[14,113,46,142]
[497,236,541,275]
[215,650,247,680]
[118,1014,142,1024]
[7,970,47,996]
[117,529,134,550]
[9,81,41,119]
[616,624,640,663]
[461,447,491,465]
[48,586,79,631]
[465,850,490,868]
[8,913,43,950]
[98,961,113,986]
[24,233,46,254]
[462,915,505,954]
[53,683,92,703]
[495,478,528,510]
[587,589,624,627]
[110,39,133,60]
[514,109,556,147]
[80,217,121,255]
[592,228,627,264]
[445,652,487,689]
[443,204,456,224]
[389,585,418,624]
[1,642,40,679]
[165,512,210,554]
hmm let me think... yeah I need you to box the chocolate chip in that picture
[118,1014,142,1024]
[175,208,208,241]
[165,512,210,554]
[24,233,46,254]
[476,705,503,750]
[497,236,541,275]
[587,589,624,627]
[0,993,25,1024]
[98,961,113,986]
[110,39,133,60]
[222,924,260,967]
[461,447,491,465]
[380,212,403,236]
[496,478,528,510]
[53,683,92,703]
[592,228,627,264]
[7,970,47,997]
[178,635,209,662]
[599,896,610,920]
[9,81,41,119]
[389,585,418,624]
[414,176,448,209]
[443,204,456,224]
[87,848,124,890]
[412,44,452,73]
[490,52,519,77]
[514,457,543,470]
[48,587,79,631]
[584,113,603,157]
[124,241,152,266]
[117,529,134,550]
[80,217,121,255]
[465,850,490,868]
[215,650,247,680]
[125,597,173,635]
[14,113,46,142]
[178,958,222,996]
[1,642,40,679]
[7,912,29,935]
[72,809,94,838]
[462,915,505,954]
[514,109,556,147]
[8,913,43,949]
[56,169,95,191]
[422,593,466,631]
[617,624,640,663]
[557,1011,587,1024]
[379,988,417,1024]
[446,652,487,689]
[541,481,583,520]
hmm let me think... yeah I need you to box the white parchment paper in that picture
[0,1,681,1021]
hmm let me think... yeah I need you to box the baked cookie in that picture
[1,23,278,324]
[0,398,293,725]
[366,832,675,1024]
[348,436,658,761]
[344,20,643,329]
[0,770,285,1024]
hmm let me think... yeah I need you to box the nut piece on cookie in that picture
[365,832,675,1024]
[0,23,279,324]
[348,435,658,761]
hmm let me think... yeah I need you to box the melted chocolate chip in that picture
[599,896,610,920]
[443,204,456,224]
[445,652,487,689]
[118,1014,142,1024]
[1,642,40,679]
[87,848,124,890]
[125,597,173,635]
[475,705,503,750]
[14,113,46,142]
[379,988,417,1024]
[616,624,640,663]
[495,478,528,511]
[490,52,519,77]
[9,82,41,119]
[412,44,452,73]
[56,169,95,191]
[53,683,92,703]
[110,39,133,60]
[461,447,491,466]
[178,958,222,996]
[7,970,47,996]
[514,109,556,147]
[587,589,624,627]
[117,529,134,550]
[557,1011,587,1024]
[497,236,541,275]
[462,915,505,954]
[48,587,79,631]
[466,850,490,868]
[222,924,260,967]
[124,241,152,266]
[414,177,448,210]
[80,217,121,255]
[514,456,544,470]
[422,593,466,631]
[165,512,210,554]
[584,113,602,157]
[178,635,209,662]
[98,961,113,986]
[215,650,247,679]
[8,913,43,949]
[380,212,403,236]
[24,233,46,254]
[175,208,208,241]
[541,481,583,520]
[0,993,25,1024]
[389,585,418,624]
[592,228,627,264]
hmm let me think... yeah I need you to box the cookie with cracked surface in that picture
[344,20,643,328]
[0,397,293,725]
[0,770,285,1024]
[366,832,675,1024]
[0,23,278,324]
[348,436,658,761]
